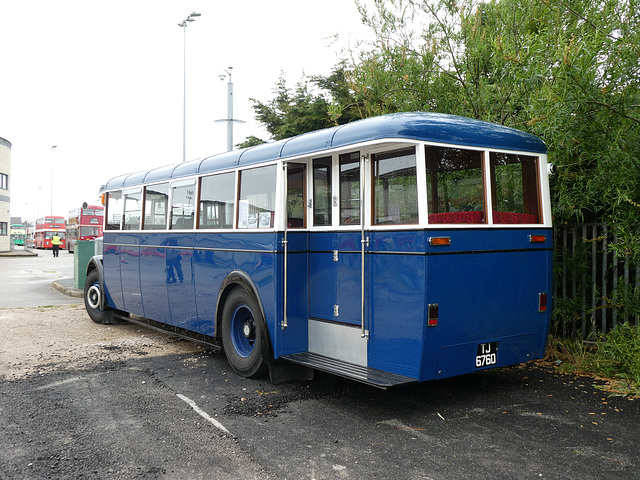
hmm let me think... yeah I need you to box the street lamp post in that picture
[50,145,57,215]
[216,66,245,152]
[178,12,201,163]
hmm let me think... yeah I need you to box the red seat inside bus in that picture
[428,211,483,224]
[428,211,539,224]
[492,212,539,224]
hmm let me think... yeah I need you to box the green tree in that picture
[248,66,361,142]
[235,136,266,150]
[350,0,640,245]
[346,0,640,336]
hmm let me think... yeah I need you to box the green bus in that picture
[10,224,26,246]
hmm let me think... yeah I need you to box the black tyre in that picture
[84,269,114,324]
[221,288,268,378]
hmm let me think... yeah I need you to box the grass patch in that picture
[546,324,640,399]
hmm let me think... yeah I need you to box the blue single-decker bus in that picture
[84,112,554,388]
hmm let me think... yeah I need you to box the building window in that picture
[0,222,7,236]
[0,173,7,190]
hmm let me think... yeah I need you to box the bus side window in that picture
[340,152,360,225]
[373,148,418,225]
[199,172,235,229]
[143,183,169,230]
[106,191,123,230]
[312,157,332,226]
[287,164,306,229]
[237,165,277,229]
[170,181,196,230]
[426,146,485,224]
[123,190,142,230]
[490,152,541,224]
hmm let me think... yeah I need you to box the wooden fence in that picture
[553,223,640,339]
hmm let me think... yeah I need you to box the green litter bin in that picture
[74,240,95,289]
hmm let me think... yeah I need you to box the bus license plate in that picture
[475,342,498,368]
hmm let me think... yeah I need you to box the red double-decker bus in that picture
[66,204,104,252]
[34,216,66,250]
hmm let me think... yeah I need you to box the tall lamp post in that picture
[178,12,201,163]
[215,66,244,152]
[50,145,57,215]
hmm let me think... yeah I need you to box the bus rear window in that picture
[490,153,541,224]
[426,146,485,224]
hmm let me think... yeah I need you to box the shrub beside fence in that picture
[553,223,640,339]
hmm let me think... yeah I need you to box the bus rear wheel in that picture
[221,288,268,378]
[84,270,114,325]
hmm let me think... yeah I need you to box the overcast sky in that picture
[0,0,369,221]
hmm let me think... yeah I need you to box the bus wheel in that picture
[221,288,268,378]
[84,270,114,325]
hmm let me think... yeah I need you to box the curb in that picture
[51,280,84,298]
[0,250,39,257]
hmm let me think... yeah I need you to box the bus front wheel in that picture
[84,270,114,325]
[221,288,268,378]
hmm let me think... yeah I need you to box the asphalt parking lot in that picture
[1,251,639,479]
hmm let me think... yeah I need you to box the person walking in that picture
[51,233,61,257]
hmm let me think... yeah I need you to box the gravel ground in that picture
[0,305,203,381]
[0,305,277,480]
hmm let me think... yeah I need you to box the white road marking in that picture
[35,375,101,390]
[176,393,231,435]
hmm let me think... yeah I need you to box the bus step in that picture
[281,352,417,389]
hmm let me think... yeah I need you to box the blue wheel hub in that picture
[230,304,256,357]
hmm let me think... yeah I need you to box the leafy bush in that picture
[599,323,640,386]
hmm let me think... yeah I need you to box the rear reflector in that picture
[529,235,546,243]
[427,303,439,327]
[539,293,548,313]
[429,237,451,246]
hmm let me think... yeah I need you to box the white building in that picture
[0,136,11,252]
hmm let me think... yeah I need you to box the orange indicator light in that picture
[429,237,451,246]
[529,235,546,243]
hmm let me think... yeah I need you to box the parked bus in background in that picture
[34,216,66,250]
[66,203,104,253]
[84,112,554,388]
[10,224,26,246]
